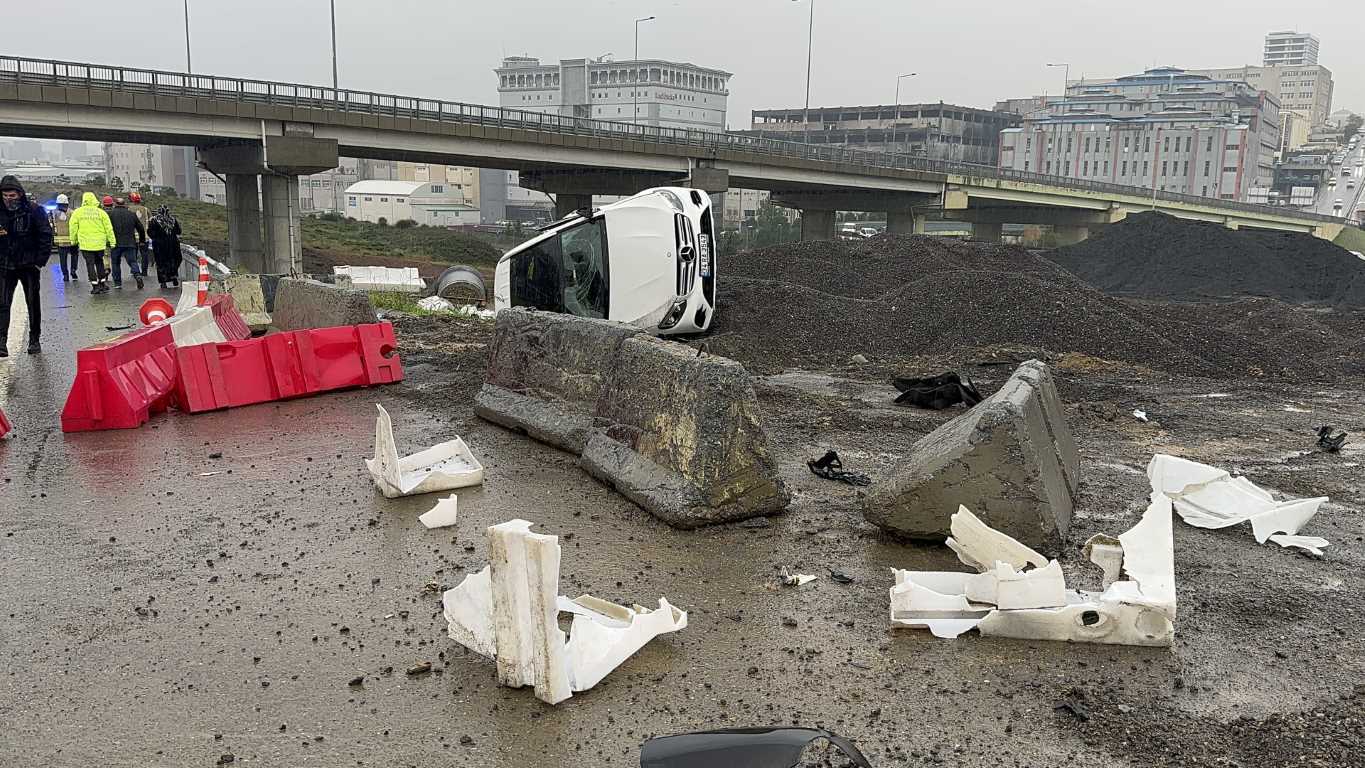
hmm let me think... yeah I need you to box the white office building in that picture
[496,55,731,131]
[343,180,479,226]
[1264,31,1319,67]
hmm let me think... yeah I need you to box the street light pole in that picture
[893,72,917,157]
[634,16,656,129]
[1046,62,1070,113]
[793,0,815,143]
[330,0,339,90]
[183,0,192,73]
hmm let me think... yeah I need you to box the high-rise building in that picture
[1187,64,1333,130]
[1263,31,1319,67]
[107,143,197,196]
[997,67,1280,203]
[495,55,731,132]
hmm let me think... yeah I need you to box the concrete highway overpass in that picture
[0,57,1343,271]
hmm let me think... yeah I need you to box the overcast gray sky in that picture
[10,0,1361,128]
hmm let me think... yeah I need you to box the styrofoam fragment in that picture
[418,495,459,529]
[945,506,1050,573]
[366,404,484,498]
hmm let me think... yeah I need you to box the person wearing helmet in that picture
[128,191,151,278]
[70,192,117,294]
[108,196,147,289]
[102,195,113,209]
[0,175,54,356]
[51,193,79,282]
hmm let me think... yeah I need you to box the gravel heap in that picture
[1048,212,1365,307]
[708,234,1363,379]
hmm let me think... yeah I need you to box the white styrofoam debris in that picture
[417,296,454,312]
[944,506,1050,572]
[366,404,484,498]
[890,498,1177,647]
[1147,454,1329,554]
[1132,409,1148,422]
[1082,534,1124,589]
[335,265,426,293]
[441,519,687,705]
[418,495,459,529]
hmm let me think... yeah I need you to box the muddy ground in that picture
[2,279,1362,767]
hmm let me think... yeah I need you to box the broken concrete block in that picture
[580,336,790,528]
[366,405,484,498]
[890,497,1177,647]
[271,277,376,331]
[212,274,271,332]
[862,359,1077,553]
[1147,454,1330,554]
[441,520,687,705]
[474,308,642,454]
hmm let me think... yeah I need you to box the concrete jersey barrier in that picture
[860,359,1079,554]
[475,308,789,528]
[271,277,378,331]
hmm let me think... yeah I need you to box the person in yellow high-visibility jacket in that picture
[68,192,116,294]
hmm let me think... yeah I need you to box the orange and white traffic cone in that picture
[195,255,209,306]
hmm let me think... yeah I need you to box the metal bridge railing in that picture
[0,54,1340,225]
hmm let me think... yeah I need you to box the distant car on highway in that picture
[494,186,716,335]
[1333,198,1344,214]
[859,226,880,238]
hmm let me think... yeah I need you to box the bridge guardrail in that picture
[0,55,1341,225]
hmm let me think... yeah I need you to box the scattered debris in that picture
[416,295,454,312]
[890,503,1176,646]
[892,372,983,410]
[1054,690,1091,721]
[1132,409,1149,422]
[348,675,364,687]
[828,569,854,584]
[640,727,872,768]
[366,404,484,498]
[1148,454,1331,555]
[850,353,869,364]
[1316,425,1347,453]
[779,568,817,587]
[418,495,459,529]
[806,450,871,486]
[104,324,134,331]
[405,661,432,676]
[442,519,687,705]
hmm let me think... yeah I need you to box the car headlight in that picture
[658,297,689,331]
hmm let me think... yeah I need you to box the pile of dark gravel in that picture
[1048,212,1365,307]
[708,234,1362,379]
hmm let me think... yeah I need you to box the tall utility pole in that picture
[893,73,917,155]
[1046,62,1070,113]
[183,0,192,72]
[794,0,815,143]
[330,0,339,90]
[633,16,655,128]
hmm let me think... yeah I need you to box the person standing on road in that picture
[128,191,151,278]
[147,204,183,289]
[0,175,54,356]
[50,193,79,282]
[107,197,147,289]
[69,192,116,294]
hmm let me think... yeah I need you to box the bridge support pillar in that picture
[261,174,301,274]
[973,222,1003,242]
[1053,225,1090,246]
[225,173,265,274]
[554,193,592,221]
[887,210,925,235]
[800,209,836,241]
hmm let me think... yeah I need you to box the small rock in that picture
[406,662,433,676]
[216,755,235,765]
[1116,704,1133,714]
[850,354,869,364]
[459,735,474,746]
[208,452,223,459]
[348,675,365,687]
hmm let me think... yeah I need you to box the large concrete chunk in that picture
[211,274,272,332]
[580,336,790,528]
[271,277,376,331]
[474,309,642,454]
[862,360,1077,553]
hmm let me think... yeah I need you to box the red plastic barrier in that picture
[203,294,251,341]
[61,325,179,432]
[174,321,403,414]
[0,405,11,438]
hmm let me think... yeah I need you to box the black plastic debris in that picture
[828,569,854,584]
[807,450,871,486]
[892,372,983,410]
[1054,688,1091,721]
[1316,425,1347,453]
[641,727,873,768]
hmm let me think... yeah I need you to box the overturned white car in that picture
[493,187,717,334]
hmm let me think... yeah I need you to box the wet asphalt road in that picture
[4,270,1365,767]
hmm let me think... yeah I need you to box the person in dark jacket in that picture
[0,175,54,355]
[147,205,182,289]
[107,197,147,289]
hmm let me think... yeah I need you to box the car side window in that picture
[510,236,564,313]
[558,219,608,319]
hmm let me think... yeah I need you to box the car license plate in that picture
[698,234,711,277]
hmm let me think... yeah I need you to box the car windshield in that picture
[508,217,608,319]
